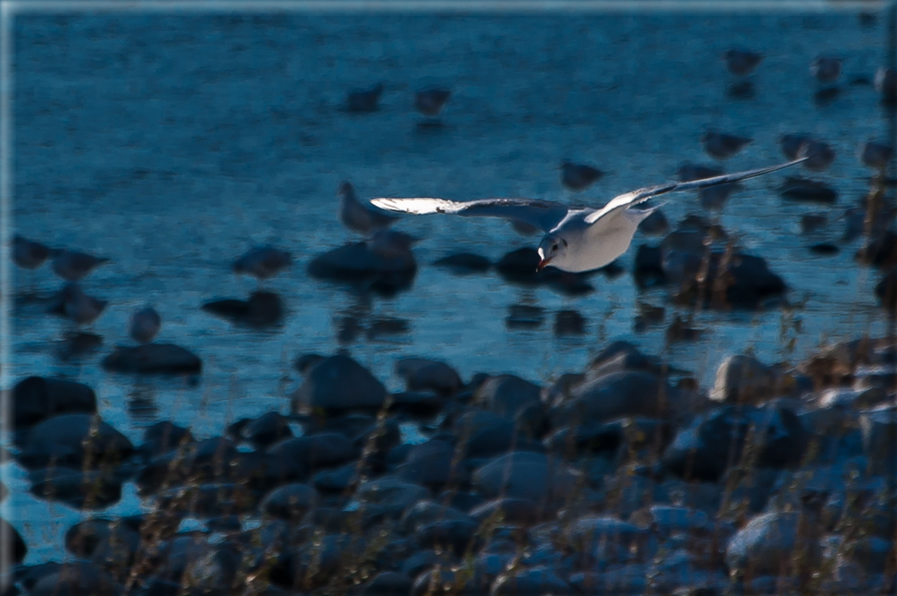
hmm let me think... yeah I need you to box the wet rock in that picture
[230,411,292,449]
[101,343,202,375]
[710,355,791,405]
[267,433,357,469]
[362,571,413,596]
[477,375,545,436]
[13,376,97,428]
[30,562,121,596]
[491,566,571,595]
[308,241,416,295]
[16,414,134,470]
[726,511,821,577]
[433,253,491,274]
[399,500,472,534]
[472,451,580,506]
[451,410,526,459]
[260,483,319,521]
[356,477,430,519]
[859,405,897,475]
[156,482,255,518]
[290,354,387,413]
[800,212,828,234]
[551,371,668,428]
[396,440,463,488]
[201,291,285,328]
[29,468,123,509]
[138,421,194,459]
[663,406,807,482]
[505,303,545,329]
[554,309,587,335]
[469,497,540,526]
[396,358,462,396]
[0,518,26,565]
[779,176,838,203]
[415,518,480,555]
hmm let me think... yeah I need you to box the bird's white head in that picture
[536,235,568,271]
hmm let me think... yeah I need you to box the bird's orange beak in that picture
[537,258,551,272]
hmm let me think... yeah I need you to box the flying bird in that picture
[371,158,806,274]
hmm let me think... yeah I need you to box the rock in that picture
[308,241,416,295]
[0,518,26,565]
[260,483,319,521]
[137,421,194,459]
[101,343,202,375]
[29,468,123,509]
[30,562,120,596]
[356,477,430,519]
[476,375,545,437]
[472,451,580,506]
[663,406,807,482]
[433,253,491,274]
[452,410,530,459]
[726,511,821,577]
[859,405,897,475]
[491,566,571,595]
[396,358,462,396]
[201,291,285,328]
[857,231,897,268]
[710,355,791,405]
[267,433,357,469]
[231,411,292,449]
[396,440,463,488]
[12,376,96,428]
[415,518,480,555]
[469,497,540,526]
[779,177,838,204]
[551,371,668,428]
[362,571,413,596]
[290,354,387,413]
[16,414,134,470]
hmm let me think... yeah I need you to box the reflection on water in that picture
[8,8,894,561]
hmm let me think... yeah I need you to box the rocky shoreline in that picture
[4,336,897,596]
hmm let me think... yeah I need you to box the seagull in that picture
[50,249,110,282]
[129,306,161,344]
[371,158,806,274]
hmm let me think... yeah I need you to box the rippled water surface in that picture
[7,7,893,561]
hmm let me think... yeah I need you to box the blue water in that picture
[6,7,892,562]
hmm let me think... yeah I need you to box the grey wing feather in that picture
[370,197,571,232]
[584,157,808,224]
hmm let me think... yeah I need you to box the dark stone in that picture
[29,468,123,509]
[13,376,97,428]
[307,242,416,295]
[267,433,357,469]
[433,253,491,274]
[260,483,319,521]
[0,518,26,565]
[16,414,134,470]
[201,291,285,328]
[290,354,387,413]
[101,343,202,375]
[779,177,838,203]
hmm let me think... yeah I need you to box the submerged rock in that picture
[101,343,202,374]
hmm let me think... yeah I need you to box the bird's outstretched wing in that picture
[584,157,808,225]
[370,197,571,233]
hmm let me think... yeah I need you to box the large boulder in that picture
[13,376,97,428]
[101,343,202,374]
[291,354,387,413]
